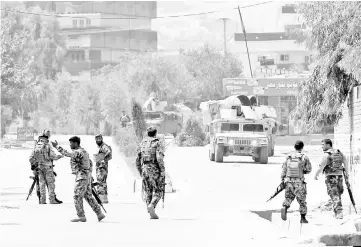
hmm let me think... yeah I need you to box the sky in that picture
[152,1,297,52]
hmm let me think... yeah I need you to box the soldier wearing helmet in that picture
[29,129,63,204]
[135,126,166,219]
[93,134,112,203]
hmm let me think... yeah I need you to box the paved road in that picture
[0,135,329,246]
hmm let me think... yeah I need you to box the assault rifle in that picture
[343,168,358,214]
[26,175,40,201]
[91,181,107,213]
[266,182,286,202]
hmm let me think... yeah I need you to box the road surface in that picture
[0,135,330,246]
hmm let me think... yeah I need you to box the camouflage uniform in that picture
[56,145,104,220]
[315,148,346,217]
[29,137,62,204]
[281,151,312,215]
[136,136,165,210]
[94,142,112,200]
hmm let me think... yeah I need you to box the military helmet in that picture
[42,129,51,137]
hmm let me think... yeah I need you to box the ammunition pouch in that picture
[142,155,156,163]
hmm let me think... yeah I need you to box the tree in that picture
[180,44,243,102]
[290,2,361,132]
[71,81,102,134]
[1,3,66,121]
[131,98,147,142]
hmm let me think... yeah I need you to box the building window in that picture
[80,19,84,28]
[305,55,310,63]
[280,54,289,61]
[258,56,266,61]
[72,19,77,28]
[86,19,91,26]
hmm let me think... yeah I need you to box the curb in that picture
[299,233,361,246]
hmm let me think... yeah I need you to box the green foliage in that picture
[180,43,243,102]
[176,118,206,147]
[1,3,66,122]
[113,126,139,157]
[290,2,361,132]
[71,81,102,134]
[131,98,147,142]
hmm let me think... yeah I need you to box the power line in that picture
[1,1,274,20]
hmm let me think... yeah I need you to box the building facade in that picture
[30,1,158,81]
[230,3,313,78]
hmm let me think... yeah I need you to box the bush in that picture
[112,125,139,157]
[176,118,206,147]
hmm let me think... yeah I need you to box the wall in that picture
[334,85,361,205]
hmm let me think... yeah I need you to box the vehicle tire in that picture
[260,146,268,164]
[215,144,224,163]
[209,149,215,161]
[268,145,272,157]
[271,147,275,156]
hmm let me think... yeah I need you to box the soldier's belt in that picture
[142,156,156,162]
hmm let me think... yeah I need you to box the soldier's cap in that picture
[294,140,304,149]
[38,135,49,140]
[95,134,103,139]
[295,140,304,146]
[147,126,157,132]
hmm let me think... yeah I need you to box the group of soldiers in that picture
[278,138,353,223]
[28,126,166,222]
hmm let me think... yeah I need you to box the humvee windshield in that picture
[221,123,240,131]
[144,112,163,120]
[243,124,264,132]
[219,123,264,132]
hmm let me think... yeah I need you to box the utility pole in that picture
[219,18,229,55]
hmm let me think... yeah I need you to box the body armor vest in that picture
[324,149,343,174]
[33,139,49,164]
[286,153,305,178]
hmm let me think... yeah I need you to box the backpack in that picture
[140,138,158,162]
[33,139,49,164]
[286,153,305,178]
[325,149,343,173]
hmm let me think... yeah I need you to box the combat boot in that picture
[335,211,343,219]
[97,213,106,222]
[49,200,61,204]
[281,206,289,221]
[147,204,159,219]
[54,196,63,204]
[70,217,86,222]
[300,214,308,223]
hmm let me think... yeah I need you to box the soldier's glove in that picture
[31,164,37,171]
[33,169,38,176]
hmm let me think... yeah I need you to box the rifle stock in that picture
[91,183,107,213]
[343,168,357,214]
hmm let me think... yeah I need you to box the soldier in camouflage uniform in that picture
[41,129,63,204]
[136,126,166,219]
[94,134,112,204]
[29,135,63,204]
[314,139,347,219]
[51,136,105,222]
[280,140,312,223]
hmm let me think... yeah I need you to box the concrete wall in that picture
[334,85,361,205]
